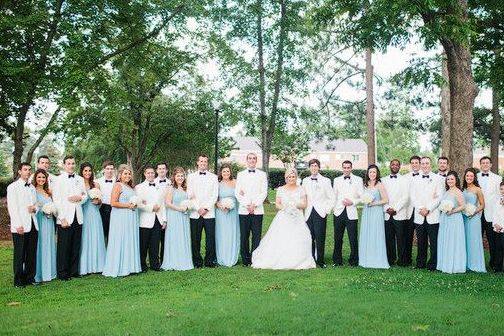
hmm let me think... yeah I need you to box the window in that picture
[352,154,359,162]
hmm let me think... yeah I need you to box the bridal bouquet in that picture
[88,188,102,200]
[42,202,57,216]
[220,197,235,210]
[180,199,199,212]
[361,193,374,206]
[464,203,477,217]
[439,199,454,213]
[282,200,300,216]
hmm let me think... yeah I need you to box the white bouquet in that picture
[361,193,374,205]
[129,195,143,208]
[439,199,454,213]
[282,199,300,216]
[464,203,477,217]
[180,199,199,211]
[88,188,102,200]
[220,197,235,210]
[42,202,57,216]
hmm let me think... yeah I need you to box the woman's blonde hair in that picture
[284,168,298,181]
[116,164,134,187]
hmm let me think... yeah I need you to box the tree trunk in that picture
[441,39,479,176]
[440,53,451,157]
[255,0,268,173]
[12,103,32,177]
[491,88,501,173]
[365,48,375,165]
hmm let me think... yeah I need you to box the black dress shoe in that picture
[332,263,342,267]
[205,263,216,268]
[317,263,327,268]
[14,284,25,288]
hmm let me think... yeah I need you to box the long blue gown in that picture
[35,192,57,282]
[215,183,240,267]
[437,192,466,273]
[161,189,194,271]
[80,188,106,275]
[358,188,389,269]
[462,190,486,272]
[103,184,141,277]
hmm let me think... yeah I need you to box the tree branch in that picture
[25,107,61,164]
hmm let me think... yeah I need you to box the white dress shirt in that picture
[382,174,409,221]
[135,180,166,228]
[155,176,171,188]
[95,175,115,205]
[478,171,502,221]
[409,172,444,224]
[235,168,268,215]
[333,174,364,220]
[405,171,420,219]
[7,178,39,233]
[301,174,335,220]
[53,171,88,225]
[187,170,219,219]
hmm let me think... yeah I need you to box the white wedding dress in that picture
[252,186,316,270]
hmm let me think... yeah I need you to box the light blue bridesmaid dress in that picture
[103,184,141,277]
[437,192,466,273]
[358,188,389,269]
[79,188,106,275]
[35,192,56,283]
[215,183,240,267]
[161,188,194,271]
[462,190,486,272]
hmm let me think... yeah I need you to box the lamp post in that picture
[214,108,220,174]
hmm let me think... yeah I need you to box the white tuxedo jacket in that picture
[95,176,115,205]
[333,174,364,220]
[235,169,268,215]
[187,170,219,219]
[301,174,335,220]
[53,171,88,225]
[492,198,504,228]
[382,174,409,221]
[478,171,502,221]
[135,181,167,228]
[405,171,420,218]
[409,172,444,224]
[7,178,39,233]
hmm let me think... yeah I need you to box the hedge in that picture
[268,168,367,189]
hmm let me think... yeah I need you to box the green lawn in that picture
[0,191,503,335]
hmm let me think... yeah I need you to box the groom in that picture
[302,159,334,268]
[235,153,268,266]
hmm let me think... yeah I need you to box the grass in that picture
[0,190,503,335]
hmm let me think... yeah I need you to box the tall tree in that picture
[365,48,375,164]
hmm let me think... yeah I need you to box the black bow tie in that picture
[311,177,318,181]
[439,173,446,177]
[422,175,430,179]
[390,175,397,179]
[344,176,350,180]
[105,179,113,183]
[159,179,167,182]
[24,182,30,187]
[199,172,206,175]
[248,170,256,173]
[68,174,75,178]
[149,183,155,187]
[482,173,489,177]
[412,172,419,176]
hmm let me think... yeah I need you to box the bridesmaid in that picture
[437,171,467,274]
[161,167,194,271]
[215,164,240,267]
[462,168,486,272]
[103,164,141,277]
[34,169,57,283]
[79,162,106,275]
[358,164,390,269]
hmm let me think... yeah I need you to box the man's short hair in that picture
[63,155,74,164]
[102,160,115,169]
[342,160,353,167]
[308,158,321,168]
[480,156,492,163]
[409,155,421,163]
[37,155,49,163]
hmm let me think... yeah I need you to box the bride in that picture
[252,168,316,270]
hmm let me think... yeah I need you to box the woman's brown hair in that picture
[116,164,134,188]
[171,167,187,191]
[34,169,51,196]
[218,163,234,182]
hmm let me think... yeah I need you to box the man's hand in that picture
[27,205,37,214]
[247,204,256,214]
[239,190,245,196]
[68,195,82,203]
[342,198,353,207]
[162,222,167,230]
[386,208,397,216]
[16,227,24,235]
[91,198,101,205]
[419,208,429,217]
[61,219,70,228]
[152,204,160,212]
[494,223,503,232]
[198,208,209,217]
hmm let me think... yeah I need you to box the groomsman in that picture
[155,162,170,263]
[7,162,39,287]
[478,156,503,272]
[235,153,268,266]
[404,155,421,266]
[96,160,115,241]
[53,155,87,280]
[302,158,335,268]
[187,155,219,268]
[436,156,449,178]
[492,182,504,272]
[31,155,57,187]
[382,159,409,266]
[332,160,364,267]
[409,156,443,270]
[136,166,166,272]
